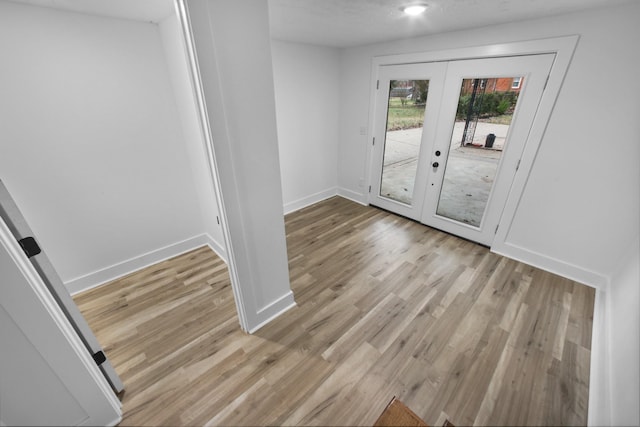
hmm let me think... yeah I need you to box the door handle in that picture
[432,162,439,168]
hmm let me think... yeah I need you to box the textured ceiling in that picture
[7,0,631,47]
[268,0,632,47]
[8,0,175,23]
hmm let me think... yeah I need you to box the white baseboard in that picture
[337,187,368,206]
[66,234,226,295]
[204,233,227,263]
[493,241,613,426]
[588,288,611,426]
[490,241,608,289]
[283,187,338,215]
[247,291,296,334]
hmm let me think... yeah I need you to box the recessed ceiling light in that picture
[403,4,428,16]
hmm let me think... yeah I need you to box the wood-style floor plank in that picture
[74,196,595,426]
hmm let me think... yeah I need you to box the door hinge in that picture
[543,75,549,90]
[516,159,521,171]
[376,80,379,90]
[18,236,41,258]
[495,224,499,234]
[372,137,375,146]
[216,216,220,225]
[92,350,106,366]
[369,185,372,193]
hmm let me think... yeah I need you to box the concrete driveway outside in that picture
[379,121,508,226]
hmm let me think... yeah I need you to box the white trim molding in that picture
[205,234,228,263]
[491,242,608,289]
[66,234,227,295]
[283,187,338,215]
[248,291,297,334]
[588,288,610,426]
[337,187,368,206]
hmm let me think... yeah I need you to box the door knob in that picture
[432,162,439,168]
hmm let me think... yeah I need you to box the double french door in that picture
[370,54,554,246]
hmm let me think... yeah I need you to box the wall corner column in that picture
[177,0,294,332]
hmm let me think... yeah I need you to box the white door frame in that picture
[0,217,122,426]
[173,0,250,332]
[420,54,555,246]
[365,35,579,249]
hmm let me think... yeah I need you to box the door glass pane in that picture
[436,77,523,227]
[380,80,429,205]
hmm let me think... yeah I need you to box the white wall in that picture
[608,239,640,426]
[0,2,206,292]
[159,13,226,258]
[271,40,341,213]
[337,1,640,287]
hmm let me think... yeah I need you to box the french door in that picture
[370,54,555,246]
[369,62,447,219]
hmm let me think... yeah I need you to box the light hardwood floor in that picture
[74,196,595,426]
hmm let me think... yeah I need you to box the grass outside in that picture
[386,98,425,131]
[386,97,514,130]
[477,114,514,125]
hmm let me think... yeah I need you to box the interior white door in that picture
[369,62,447,220]
[420,54,555,246]
[0,180,124,394]
[0,218,121,426]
